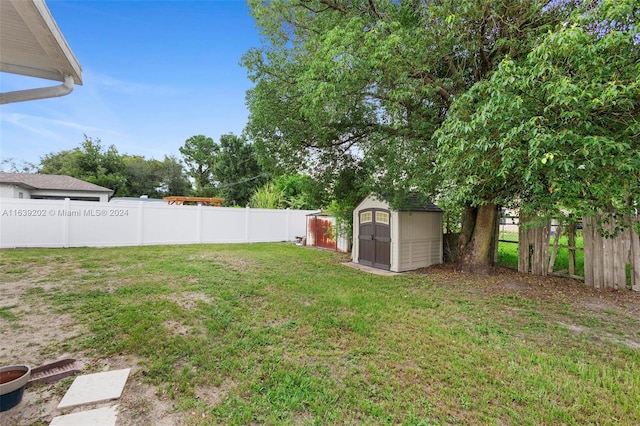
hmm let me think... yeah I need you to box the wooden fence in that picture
[583,215,640,291]
[517,219,550,276]
[506,213,639,292]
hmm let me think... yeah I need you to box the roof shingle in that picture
[0,172,113,193]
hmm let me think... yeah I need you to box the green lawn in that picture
[498,230,585,277]
[1,243,638,425]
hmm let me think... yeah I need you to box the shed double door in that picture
[358,209,391,270]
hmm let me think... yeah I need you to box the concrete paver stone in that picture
[49,405,118,426]
[341,262,401,276]
[57,368,130,409]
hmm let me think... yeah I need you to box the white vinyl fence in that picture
[0,198,317,249]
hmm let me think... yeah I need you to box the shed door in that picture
[358,209,391,270]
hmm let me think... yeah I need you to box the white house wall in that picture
[0,184,29,199]
[0,184,108,201]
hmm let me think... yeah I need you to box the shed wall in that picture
[395,211,443,271]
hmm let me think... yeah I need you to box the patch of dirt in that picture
[118,372,184,426]
[419,263,640,315]
[556,322,587,334]
[0,276,85,367]
[0,271,180,426]
[417,263,640,349]
[165,291,213,311]
[579,297,619,312]
[195,378,236,407]
[164,320,192,336]
[503,281,532,291]
[188,252,258,272]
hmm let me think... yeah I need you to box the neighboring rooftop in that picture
[0,172,113,194]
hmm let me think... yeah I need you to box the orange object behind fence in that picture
[163,196,224,207]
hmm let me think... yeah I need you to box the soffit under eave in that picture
[0,0,82,85]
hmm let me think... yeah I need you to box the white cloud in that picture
[85,70,187,96]
[1,112,127,140]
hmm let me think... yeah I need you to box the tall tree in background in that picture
[120,155,191,198]
[121,155,163,197]
[214,134,266,206]
[39,136,191,198]
[179,135,219,195]
[243,0,574,273]
[40,135,128,195]
[159,155,192,197]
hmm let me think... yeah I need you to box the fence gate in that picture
[517,217,551,276]
[309,216,336,250]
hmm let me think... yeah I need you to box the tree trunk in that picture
[457,202,499,274]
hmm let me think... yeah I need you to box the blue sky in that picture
[0,0,261,166]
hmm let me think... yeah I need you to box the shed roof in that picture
[375,193,443,212]
[0,0,82,85]
[0,172,113,194]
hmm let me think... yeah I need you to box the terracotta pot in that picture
[0,365,31,412]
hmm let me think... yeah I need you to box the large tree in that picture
[436,0,639,238]
[179,135,219,195]
[121,155,163,197]
[243,0,573,272]
[120,154,191,198]
[158,155,192,197]
[40,135,127,195]
[213,134,267,206]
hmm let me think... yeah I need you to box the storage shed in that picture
[352,194,443,272]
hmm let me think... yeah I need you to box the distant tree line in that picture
[9,134,365,220]
[37,135,191,199]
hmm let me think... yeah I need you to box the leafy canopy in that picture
[436,0,639,221]
[243,0,571,205]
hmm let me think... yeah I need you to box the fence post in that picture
[137,201,145,246]
[245,206,251,242]
[568,224,576,276]
[548,225,562,274]
[196,204,203,244]
[518,212,529,273]
[286,208,291,241]
[62,198,70,248]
